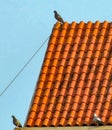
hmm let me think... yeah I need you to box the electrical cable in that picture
[0,35,50,96]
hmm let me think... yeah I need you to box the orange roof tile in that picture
[25,21,112,127]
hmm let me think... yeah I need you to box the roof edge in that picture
[15,126,112,130]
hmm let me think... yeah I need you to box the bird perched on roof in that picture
[54,10,64,24]
[93,113,104,126]
[12,115,22,127]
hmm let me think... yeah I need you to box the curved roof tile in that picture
[25,21,112,127]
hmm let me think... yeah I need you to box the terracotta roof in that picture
[25,21,112,127]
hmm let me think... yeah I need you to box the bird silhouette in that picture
[93,113,104,126]
[12,115,22,127]
[54,10,64,23]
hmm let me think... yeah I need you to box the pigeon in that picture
[12,115,22,127]
[54,10,64,23]
[93,113,103,126]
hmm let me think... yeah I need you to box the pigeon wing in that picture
[97,117,101,122]
[97,117,103,125]
[13,117,22,127]
[56,13,64,23]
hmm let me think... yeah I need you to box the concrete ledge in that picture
[15,126,112,130]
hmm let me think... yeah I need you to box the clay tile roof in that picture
[25,21,112,127]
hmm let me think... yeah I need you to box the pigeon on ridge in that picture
[12,115,22,127]
[93,113,104,126]
[54,10,64,23]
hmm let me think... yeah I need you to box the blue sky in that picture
[0,0,112,130]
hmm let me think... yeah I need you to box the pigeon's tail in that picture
[19,124,22,127]
[98,121,104,126]
[58,17,64,24]
[61,19,64,24]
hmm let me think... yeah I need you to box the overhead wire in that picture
[0,35,50,96]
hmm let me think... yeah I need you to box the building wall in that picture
[15,126,112,130]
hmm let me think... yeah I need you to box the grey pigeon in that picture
[93,113,103,126]
[12,115,22,127]
[54,10,64,23]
